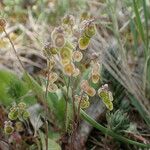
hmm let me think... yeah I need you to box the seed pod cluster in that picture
[4,102,29,135]
[48,72,59,93]
[4,121,14,134]
[8,102,30,121]
[43,42,58,59]
[75,94,90,109]
[42,14,113,111]
[80,94,90,108]
[78,20,96,50]
[98,84,113,111]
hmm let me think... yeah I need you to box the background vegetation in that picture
[0,0,150,150]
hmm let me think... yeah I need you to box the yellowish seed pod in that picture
[18,102,26,110]
[48,58,56,70]
[49,72,58,83]
[92,62,100,74]
[80,80,89,91]
[15,122,24,132]
[64,63,75,76]
[73,51,83,62]
[91,73,100,84]
[48,83,58,92]
[61,58,71,65]
[78,36,90,50]
[85,86,96,97]
[80,80,96,96]
[73,68,80,77]
[0,18,6,32]
[80,95,90,109]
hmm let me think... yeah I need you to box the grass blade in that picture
[133,0,146,49]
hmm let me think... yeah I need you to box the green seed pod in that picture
[80,94,90,109]
[80,12,90,22]
[48,83,58,93]
[8,110,19,120]
[4,125,14,134]
[78,36,90,50]
[108,92,113,102]
[44,42,58,56]
[18,102,26,110]
[98,85,113,111]
[22,111,30,120]
[61,58,71,65]
[49,72,58,83]
[50,47,58,54]
[60,46,72,62]
[62,14,75,26]
[65,41,75,50]
[15,121,24,132]
[84,22,96,38]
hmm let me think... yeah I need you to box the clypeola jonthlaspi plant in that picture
[0,15,150,150]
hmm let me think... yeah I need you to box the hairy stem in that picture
[3,28,25,71]
[45,61,51,150]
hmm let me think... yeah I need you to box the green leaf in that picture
[23,72,44,100]
[133,0,145,47]
[0,70,30,105]
[81,109,150,148]
[39,131,61,150]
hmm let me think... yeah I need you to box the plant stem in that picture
[77,91,84,123]
[64,77,71,132]
[3,28,25,71]
[45,61,51,150]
